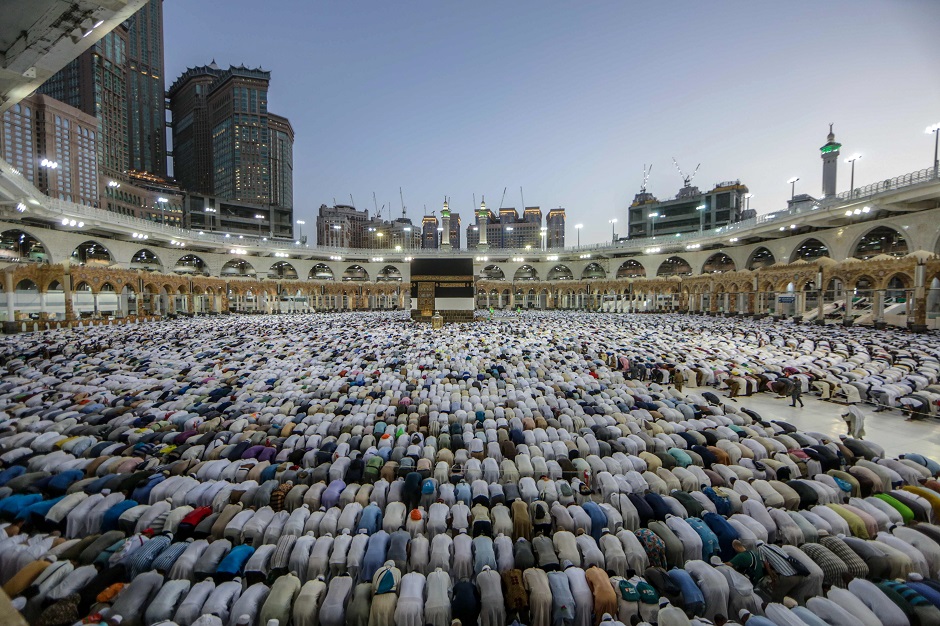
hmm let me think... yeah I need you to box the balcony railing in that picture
[2,155,938,258]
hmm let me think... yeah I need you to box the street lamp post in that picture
[403,226,411,251]
[787,177,799,201]
[540,226,547,251]
[845,154,862,197]
[504,226,513,249]
[254,214,265,237]
[649,212,659,238]
[927,123,940,177]
[296,220,305,242]
[574,223,583,248]
[744,193,753,211]
[609,218,617,244]
[696,204,706,233]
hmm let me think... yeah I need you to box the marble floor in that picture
[720,389,940,461]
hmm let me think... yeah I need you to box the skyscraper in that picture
[166,63,220,195]
[168,64,293,215]
[268,113,294,211]
[39,27,129,177]
[125,0,167,177]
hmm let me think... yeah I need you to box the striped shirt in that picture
[758,543,798,577]
[124,532,173,579]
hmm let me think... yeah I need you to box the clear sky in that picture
[163,0,940,246]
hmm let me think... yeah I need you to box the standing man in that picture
[790,380,804,408]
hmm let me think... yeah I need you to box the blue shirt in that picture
[215,544,255,576]
[702,511,740,560]
[685,517,721,560]
[358,504,383,535]
[666,568,705,614]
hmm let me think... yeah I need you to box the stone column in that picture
[873,290,886,329]
[911,262,928,332]
[92,292,100,318]
[816,287,826,325]
[843,291,854,326]
[4,271,14,329]
[63,270,74,322]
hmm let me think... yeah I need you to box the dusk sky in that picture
[164,1,940,246]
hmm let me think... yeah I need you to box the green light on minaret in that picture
[820,143,842,154]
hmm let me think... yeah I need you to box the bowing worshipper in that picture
[318,575,353,626]
[292,575,327,626]
[394,571,427,626]
[451,578,481,626]
[475,565,506,626]
[842,406,866,439]
[369,560,401,626]
[425,567,453,626]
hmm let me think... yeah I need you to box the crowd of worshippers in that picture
[1,312,940,626]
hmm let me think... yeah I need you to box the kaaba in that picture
[410,258,475,323]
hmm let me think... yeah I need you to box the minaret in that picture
[441,198,452,249]
[820,123,842,197]
[477,197,489,249]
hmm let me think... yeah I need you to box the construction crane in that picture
[640,164,653,193]
[672,158,700,188]
[399,187,406,219]
[498,187,507,210]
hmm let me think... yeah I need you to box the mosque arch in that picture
[174,254,208,275]
[481,264,505,280]
[377,265,403,282]
[581,262,606,279]
[269,261,298,279]
[702,252,736,274]
[789,238,830,263]
[309,263,334,280]
[547,264,574,281]
[70,240,113,266]
[15,278,38,292]
[616,259,646,279]
[342,265,369,281]
[746,247,775,270]
[130,248,163,272]
[0,229,49,264]
[221,258,256,277]
[656,256,693,277]
[885,274,911,299]
[513,265,539,281]
[851,225,909,260]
